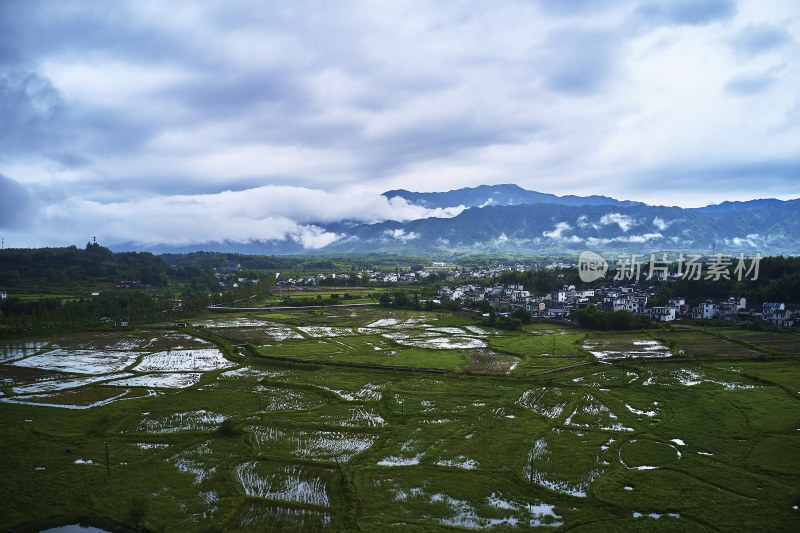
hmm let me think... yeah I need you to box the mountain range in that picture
[130,185,800,257]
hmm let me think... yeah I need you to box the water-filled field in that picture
[0,309,798,531]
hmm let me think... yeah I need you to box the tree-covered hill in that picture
[0,242,176,293]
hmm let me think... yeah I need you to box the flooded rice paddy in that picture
[1,311,798,531]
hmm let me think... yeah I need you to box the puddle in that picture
[517,387,571,419]
[297,326,355,337]
[624,402,659,417]
[11,349,140,375]
[108,373,202,388]
[0,341,49,363]
[435,456,479,470]
[235,462,330,506]
[324,405,385,427]
[135,349,234,372]
[382,335,487,350]
[392,487,562,528]
[319,383,383,401]
[583,338,672,360]
[564,393,633,432]
[251,427,377,462]
[11,373,133,394]
[633,512,680,519]
[524,436,605,497]
[131,410,226,433]
[238,503,332,530]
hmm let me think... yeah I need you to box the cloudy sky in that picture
[1,0,798,250]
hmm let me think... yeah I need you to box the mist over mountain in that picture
[110,185,799,257]
[324,197,800,256]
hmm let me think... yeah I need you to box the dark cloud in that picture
[161,68,310,119]
[723,72,775,95]
[0,1,187,68]
[542,29,622,95]
[0,175,32,228]
[47,152,92,168]
[0,71,65,155]
[729,23,792,57]
[362,116,540,176]
[633,0,736,27]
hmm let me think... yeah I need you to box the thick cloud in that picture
[0,175,32,228]
[0,0,798,247]
[0,71,64,155]
[542,28,623,95]
[14,185,464,248]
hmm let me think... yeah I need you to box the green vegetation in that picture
[0,244,274,332]
[574,306,655,331]
[0,307,798,531]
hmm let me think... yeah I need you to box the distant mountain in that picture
[323,198,800,256]
[384,184,644,209]
[695,199,785,213]
[130,186,799,257]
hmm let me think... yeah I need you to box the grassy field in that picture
[0,310,798,531]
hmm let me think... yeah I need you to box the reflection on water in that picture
[40,525,110,532]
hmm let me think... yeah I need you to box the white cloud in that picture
[599,213,636,231]
[652,217,677,230]
[542,221,573,239]
[19,186,467,248]
[384,228,420,241]
[726,234,760,248]
[586,233,663,245]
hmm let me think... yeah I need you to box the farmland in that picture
[0,307,798,531]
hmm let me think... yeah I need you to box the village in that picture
[436,283,795,328]
[272,263,796,328]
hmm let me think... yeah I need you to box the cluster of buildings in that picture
[275,264,535,288]
[438,283,796,327]
[277,270,429,286]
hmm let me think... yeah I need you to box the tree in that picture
[511,307,533,324]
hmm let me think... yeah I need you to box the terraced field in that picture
[0,308,798,531]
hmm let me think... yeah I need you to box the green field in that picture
[1,309,799,531]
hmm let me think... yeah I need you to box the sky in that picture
[1,0,799,250]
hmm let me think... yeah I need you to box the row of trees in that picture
[0,277,275,329]
[574,305,654,330]
[0,244,276,329]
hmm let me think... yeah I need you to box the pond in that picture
[40,525,110,532]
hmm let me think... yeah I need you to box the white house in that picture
[650,306,676,322]
[696,301,719,320]
[763,303,793,327]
